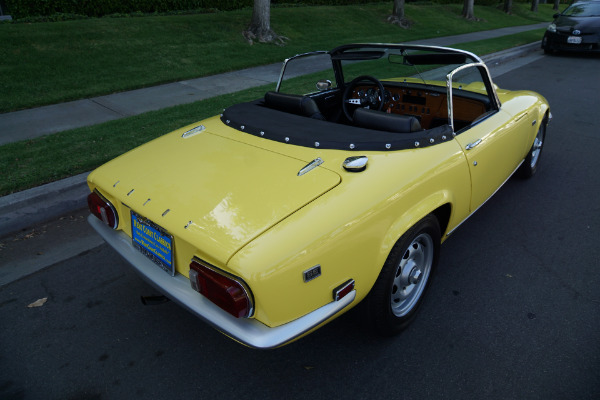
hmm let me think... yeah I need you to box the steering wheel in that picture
[342,75,386,122]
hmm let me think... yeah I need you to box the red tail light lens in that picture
[189,259,253,318]
[88,190,119,229]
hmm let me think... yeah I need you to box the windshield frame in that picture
[446,62,500,132]
[329,43,483,85]
[274,44,489,95]
[273,43,502,136]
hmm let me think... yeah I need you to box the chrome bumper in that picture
[88,215,355,349]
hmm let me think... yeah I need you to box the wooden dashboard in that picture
[352,85,487,130]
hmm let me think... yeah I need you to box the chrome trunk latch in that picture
[181,125,206,138]
[298,158,324,176]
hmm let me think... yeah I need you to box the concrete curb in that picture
[481,41,541,64]
[0,41,542,238]
[0,172,90,238]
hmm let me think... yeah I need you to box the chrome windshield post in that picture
[275,51,330,92]
[446,62,501,135]
[446,74,455,133]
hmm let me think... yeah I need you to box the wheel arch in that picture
[534,100,550,129]
[431,203,452,238]
[378,191,454,270]
[527,103,551,151]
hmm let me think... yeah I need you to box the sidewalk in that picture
[0,22,548,237]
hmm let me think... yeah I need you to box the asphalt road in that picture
[1,52,599,400]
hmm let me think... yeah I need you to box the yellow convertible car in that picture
[87,44,550,348]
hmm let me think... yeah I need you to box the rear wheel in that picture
[518,117,547,179]
[366,214,440,335]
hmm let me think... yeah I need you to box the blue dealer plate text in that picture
[131,212,174,275]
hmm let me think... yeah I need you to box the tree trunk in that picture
[393,0,405,19]
[388,0,411,28]
[250,0,270,33]
[243,0,287,45]
[504,0,513,14]
[531,0,539,12]
[462,0,475,20]
[553,0,560,11]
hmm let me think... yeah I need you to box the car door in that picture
[449,64,531,212]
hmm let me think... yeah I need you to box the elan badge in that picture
[303,265,322,282]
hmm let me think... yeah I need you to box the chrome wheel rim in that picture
[390,233,433,317]
[530,125,545,168]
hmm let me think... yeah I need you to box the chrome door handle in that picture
[465,139,482,150]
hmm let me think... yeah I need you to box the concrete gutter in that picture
[0,42,542,239]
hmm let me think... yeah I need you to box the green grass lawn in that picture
[0,3,557,196]
[0,2,555,113]
[0,27,549,197]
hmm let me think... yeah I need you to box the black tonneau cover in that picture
[221,100,453,152]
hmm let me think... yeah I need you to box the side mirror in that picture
[316,79,332,91]
[553,13,560,18]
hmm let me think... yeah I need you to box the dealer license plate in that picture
[131,211,174,275]
[567,36,582,44]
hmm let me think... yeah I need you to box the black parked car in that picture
[542,0,600,53]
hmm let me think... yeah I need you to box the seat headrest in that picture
[264,91,325,120]
[353,108,421,133]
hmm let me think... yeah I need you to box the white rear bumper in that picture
[88,215,355,349]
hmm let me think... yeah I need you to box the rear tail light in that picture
[189,259,253,318]
[88,190,119,229]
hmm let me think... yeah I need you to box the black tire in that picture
[541,35,553,55]
[518,116,547,179]
[366,214,441,335]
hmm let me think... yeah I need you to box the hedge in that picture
[2,0,559,20]
[3,0,249,19]
[3,0,394,19]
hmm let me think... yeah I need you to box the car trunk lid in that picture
[88,127,341,267]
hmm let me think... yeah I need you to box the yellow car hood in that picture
[89,126,341,265]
